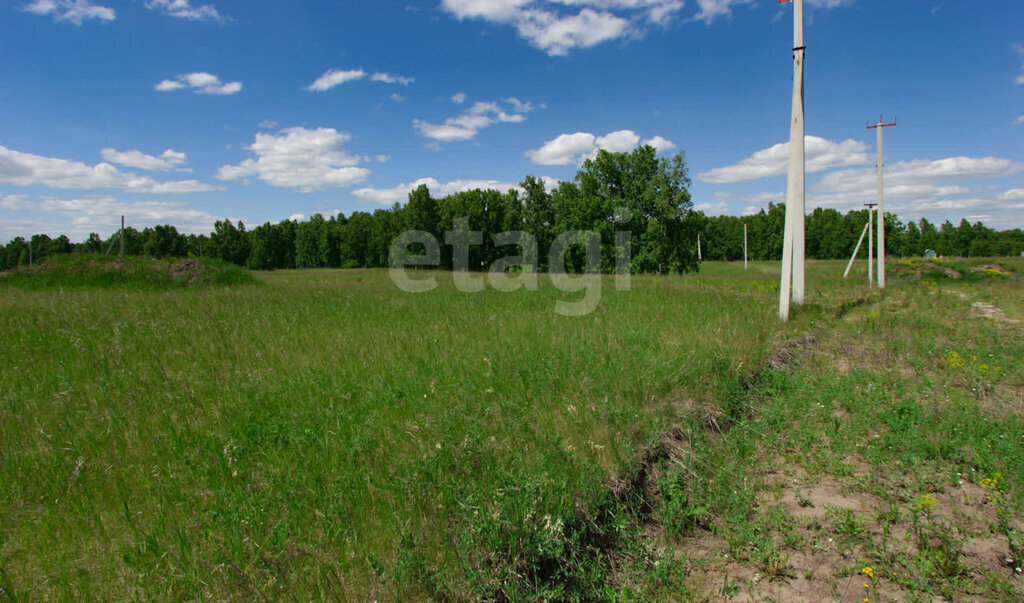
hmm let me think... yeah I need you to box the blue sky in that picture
[1,0,1022,241]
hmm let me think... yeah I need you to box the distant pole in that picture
[778,0,806,321]
[119,215,124,257]
[844,222,870,279]
[28,238,33,267]
[744,223,749,270]
[865,203,876,286]
[697,233,702,261]
[867,117,896,289]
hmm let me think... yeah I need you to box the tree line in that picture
[3,146,1023,273]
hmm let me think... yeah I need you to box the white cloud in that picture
[526,132,596,165]
[216,127,371,192]
[1014,115,1024,126]
[813,157,1024,195]
[414,99,534,143]
[391,93,406,102]
[697,136,872,183]
[306,69,415,92]
[441,0,681,56]
[692,0,753,24]
[371,72,415,85]
[526,129,675,165]
[100,148,189,172]
[0,144,220,194]
[642,135,676,152]
[0,194,226,239]
[145,0,226,22]
[795,155,1024,228]
[306,69,366,91]
[155,72,242,95]
[451,92,468,104]
[515,8,631,56]
[259,119,278,129]
[23,0,114,25]
[694,201,730,215]
[441,0,849,51]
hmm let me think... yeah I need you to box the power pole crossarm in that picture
[867,118,896,289]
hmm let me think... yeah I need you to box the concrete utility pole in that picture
[778,0,806,321]
[120,215,125,257]
[697,233,702,261]
[844,222,870,279]
[867,117,896,289]
[865,203,877,286]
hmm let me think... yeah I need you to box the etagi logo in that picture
[389,211,634,316]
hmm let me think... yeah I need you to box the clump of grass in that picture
[0,253,257,289]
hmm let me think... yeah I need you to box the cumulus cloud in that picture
[526,129,674,165]
[23,0,115,25]
[353,176,561,205]
[451,92,468,104]
[155,72,242,95]
[145,0,227,22]
[100,148,189,172]
[0,144,220,194]
[697,136,872,183]
[440,0,686,56]
[526,132,597,165]
[813,157,1024,195]
[216,127,371,192]
[642,135,677,153]
[800,156,1024,228]
[413,99,533,143]
[0,194,226,239]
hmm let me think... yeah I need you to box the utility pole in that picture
[778,0,806,321]
[744,223,749,270]
[119,215,125,257]
[865,203,876,286]
[867,117,896,289]
[697,233,702,261]
[28,238,33,267]
[844,222,870,279]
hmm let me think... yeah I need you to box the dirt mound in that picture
[168,259,201,283]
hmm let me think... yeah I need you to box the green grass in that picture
[0,253,257,290]
[1,258,1022,599]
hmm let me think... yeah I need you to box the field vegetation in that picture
[1,256,1022,600]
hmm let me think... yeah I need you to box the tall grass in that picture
[3,258,1020,599]
[0,265,783,598]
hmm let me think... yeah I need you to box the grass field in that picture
[1,257,1022,600]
